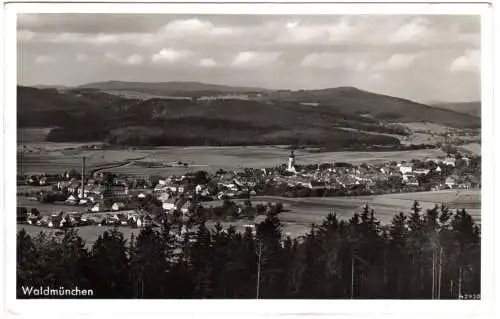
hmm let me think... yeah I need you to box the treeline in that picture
[103,125,402,149]
[17,202,480,299]
[46,122,403,149]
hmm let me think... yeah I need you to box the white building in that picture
[162,201,176,211]
[413,168,430,175]
[111,202,126,211]
[399,165,413,175]
[443,157,456,167]
[445,177,457,188]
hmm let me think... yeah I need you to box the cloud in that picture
[370,73,385,82]
[449,49,480,73]
[390,18,431,43]
[17,30,35,41]
[17,15,479,52]
[151,48,192,64]
[276,17,356,44]
[301,53,343,68]
[104,52,117,62]
[76,53,88,63]
[100,52,145,65]
[300,52,368,70]
[232,51,281,67]
[160,18,237,39]
[373,53,418,71]
[34,55,53,64]
[199,58,218,68]
[124,54,144,65]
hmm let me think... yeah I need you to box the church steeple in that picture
[287,150,296,173]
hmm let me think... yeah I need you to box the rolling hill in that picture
[430,101,481,118]
[76,82,480,128]
[17,83,480,148]
[267,87,480,127]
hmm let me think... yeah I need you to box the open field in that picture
[399,122,452,134]
[203,189,481,236]
[18,144,447,175]
[460,143,481,155]
[18,128,105,152]
[17,185,54,193]
[18,127,448,175]
[18,149,152,174]
[17,196,90,214]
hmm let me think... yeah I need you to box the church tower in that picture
[287,150,296,173]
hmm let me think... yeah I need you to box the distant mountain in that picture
[17,84,480,148]
[430,101,481,118]
[32,84,70,90]
[78,80,269,97]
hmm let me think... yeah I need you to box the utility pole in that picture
[256,242,262,299]
[432,248,436,299]
[458,266,463,298]
[81,156,86,198]
[437,247,443,299]
[350,255,355,299]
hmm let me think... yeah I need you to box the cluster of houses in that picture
[21,174,50,186]
[196,93,263,103]
[21,209,159,229]
[57,178,130,210]
[262,152,478,192]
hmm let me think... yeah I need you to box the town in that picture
[17,147,481,233]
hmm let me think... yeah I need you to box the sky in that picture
[17,14,481,103]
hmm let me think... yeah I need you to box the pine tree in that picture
[17,229,37,298]
[296,225,325,298]
[130,226,168,298]
[57,229,92,294]
[256,212,286,298]
[407,201,426,297]
[388,212,409,297]
[316,213,347,298]
[189,222,214,297]
[450,209,481,297]
[88,228,132,298]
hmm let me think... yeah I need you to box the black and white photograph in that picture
[2,1,496,316]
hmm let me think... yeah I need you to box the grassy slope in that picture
[430,101,481,118]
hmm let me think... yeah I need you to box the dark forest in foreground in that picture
[17,202,480,299]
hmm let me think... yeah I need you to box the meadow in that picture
[460,143,481,155]
[18,143,447,175]
[201,189,480,237]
